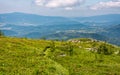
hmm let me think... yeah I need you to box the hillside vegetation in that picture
[0,37,120,75]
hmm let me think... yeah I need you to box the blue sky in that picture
[0,0,120,17]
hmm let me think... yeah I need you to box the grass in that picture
[0,37,120,75]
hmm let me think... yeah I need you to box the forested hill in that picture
[0,37,120,75]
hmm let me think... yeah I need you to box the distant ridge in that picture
[0,12,80,25]
[74,14,120,24]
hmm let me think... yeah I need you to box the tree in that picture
[0,30,4,36]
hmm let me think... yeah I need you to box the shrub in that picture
[97,43,112,55]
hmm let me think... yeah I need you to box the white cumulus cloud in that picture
[90,0,120,10]
[35,0,85,10]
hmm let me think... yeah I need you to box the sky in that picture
[0,0,120,17]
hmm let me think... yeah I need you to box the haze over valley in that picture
[0,12,120,45]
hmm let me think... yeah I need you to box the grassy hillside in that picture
[0,37,120,75]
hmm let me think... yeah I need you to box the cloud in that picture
[35,0,85,10]
[90,0,120,10]
[65,7,73,10]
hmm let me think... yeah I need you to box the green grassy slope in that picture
[0,37,120,75]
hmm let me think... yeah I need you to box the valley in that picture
[0,13,120,46]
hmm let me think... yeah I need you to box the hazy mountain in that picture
[0,12,80,26]
[74,14,120,26]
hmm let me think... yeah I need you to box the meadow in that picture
[0,37,120,75]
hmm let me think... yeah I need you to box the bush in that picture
[97,43,112,55]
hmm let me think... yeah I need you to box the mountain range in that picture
[0,12,120,45]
